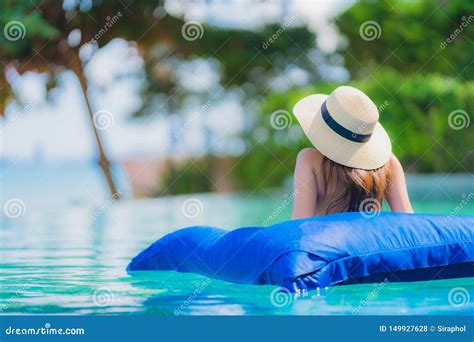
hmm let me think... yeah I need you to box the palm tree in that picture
[1,0,320,196]
[0,0,201,197]
[0,1,123,196]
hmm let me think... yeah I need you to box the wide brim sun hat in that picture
[293,85,392,170]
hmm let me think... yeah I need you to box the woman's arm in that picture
[291,148,321,219]
[385,154,414,213]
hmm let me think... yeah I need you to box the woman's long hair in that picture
[319,156,391,215]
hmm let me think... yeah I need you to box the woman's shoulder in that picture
[296,147,324,161]
[388,153,404,172]
[296,148,325,170]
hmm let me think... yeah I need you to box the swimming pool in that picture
[1,186,473,315]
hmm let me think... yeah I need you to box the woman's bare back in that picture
[291,148,413,219]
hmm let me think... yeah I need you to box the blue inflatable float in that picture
[127,213,474,291]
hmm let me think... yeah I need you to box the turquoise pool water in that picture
[1,165,473,315]
[2,195,473,315]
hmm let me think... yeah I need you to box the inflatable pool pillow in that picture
[127,212,474,291]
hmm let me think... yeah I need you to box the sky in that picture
[0,0,353,163]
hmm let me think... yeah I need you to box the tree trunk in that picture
[73,64,120,200]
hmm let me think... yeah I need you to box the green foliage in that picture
[336,0,474,79]
[189,24,317,87]
[135,22,318,117]
[333,0,473,174]
[160,158,213,195]
[0,6,59,55]
[352,69,473,173]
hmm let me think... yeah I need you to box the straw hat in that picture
[293,86,391,170]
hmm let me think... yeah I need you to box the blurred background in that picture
[1,0,473,207]
[0,0,473,316]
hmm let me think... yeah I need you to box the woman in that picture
[291,86,413,219]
